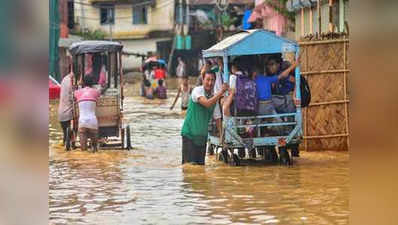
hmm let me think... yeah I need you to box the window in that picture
[133,6,147,24]
[100,4,115,25]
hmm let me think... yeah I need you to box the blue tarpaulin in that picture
[242,9,252,30]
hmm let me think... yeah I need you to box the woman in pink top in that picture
[74,76,101,152]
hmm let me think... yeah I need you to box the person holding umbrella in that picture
[141,56,158,99]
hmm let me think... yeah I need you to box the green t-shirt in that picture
[181,86,215,146]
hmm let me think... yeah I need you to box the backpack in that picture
[300,75,311,107]
[234,74,258,115]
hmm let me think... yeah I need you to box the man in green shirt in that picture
[181,71,228,165]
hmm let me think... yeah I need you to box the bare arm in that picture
[197,84,228,108]
[223,89,235,117]
[198,91,223,108]
[278,60,299,80]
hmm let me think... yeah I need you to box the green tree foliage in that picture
[266,0,295,22]
[221,12,237,30]
[71,29,107,40]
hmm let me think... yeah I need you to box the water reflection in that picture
[49,76,349,225]
[182,158,348,225]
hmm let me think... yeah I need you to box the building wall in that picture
[294,1,348,40]
[74,0,175,38]
[59,0,69,38]
[120,37,172,69]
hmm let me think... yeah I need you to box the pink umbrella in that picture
[145,56,158,63]
[248,10,262,23]
[248,1,286,36]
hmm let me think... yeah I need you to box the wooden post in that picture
[310,7,313,34]
[305,47,309,151]
[329,0,333,32]
[304,94,308,151]
[119,51,124,111]
[317,0,321,35]
[339,0,345,32]
[343,42,350,149]
[301,8,305,37]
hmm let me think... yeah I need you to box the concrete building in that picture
[73,0,175,69]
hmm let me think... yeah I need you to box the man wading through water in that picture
[181,71,228,165]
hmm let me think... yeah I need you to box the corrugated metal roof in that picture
[205,30,254,52]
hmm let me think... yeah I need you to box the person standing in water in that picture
[176,57,186,83]
[181,71,228,165]
[58,58,74,147]
[170,76,192,111]
[74,76,101,152]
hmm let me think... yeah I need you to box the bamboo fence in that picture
[299,38,350,151]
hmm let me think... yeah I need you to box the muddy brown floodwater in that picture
[49,76,349,225]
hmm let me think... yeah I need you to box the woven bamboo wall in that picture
[299,39,350,151]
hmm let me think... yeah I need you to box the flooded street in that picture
[49,77,349,225]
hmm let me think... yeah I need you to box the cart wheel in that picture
[231,153,240,166]
[249,148,256,159]
[257,147,264,156]
[207,144,214,155]
[270,147,279,163]
[126,125,132,150]
[279,147,291,166]
[237,148,245,158]
[65,127,71,151]
[219,148,229,164]
[217,147,223,161]
[291,145,300,157]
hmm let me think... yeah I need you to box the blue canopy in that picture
[202,29,298,58]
